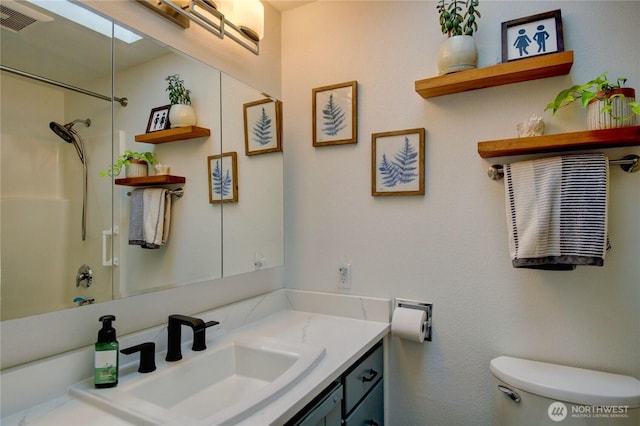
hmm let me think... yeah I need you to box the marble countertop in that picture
[2,290,390,425]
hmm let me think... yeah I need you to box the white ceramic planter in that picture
[125,160,148,178]
[587,88,637,130]
[437,35,478,75]
[169,104,196,128]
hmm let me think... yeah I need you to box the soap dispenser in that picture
[94,315,119,388]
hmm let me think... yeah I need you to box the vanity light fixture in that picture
[150,0,263,55]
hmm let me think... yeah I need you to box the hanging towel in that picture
[504,153,609,270]
[128,188,171,249]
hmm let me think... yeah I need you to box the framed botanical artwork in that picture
[371,128,425,197]
[243,99,283,156]
[146,105,171,133]
[501,9,564,62]
[312,81,357,147]
[207,152,238,203]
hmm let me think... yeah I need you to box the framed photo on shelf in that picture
[312,81,357,147]
[501,9,564,62]
[207,152,238,204]
[146,105,171,133]
[243,98,283,156]
[371,128,425,197]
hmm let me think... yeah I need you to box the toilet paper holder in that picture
[395,298,433,342]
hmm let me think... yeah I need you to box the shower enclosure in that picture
[0,2,116,320]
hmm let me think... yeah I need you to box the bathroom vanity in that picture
[1,289,390,425]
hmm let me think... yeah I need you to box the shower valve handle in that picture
[76,264,93,288]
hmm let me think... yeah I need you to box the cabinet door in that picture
[344,343,383,414]
[294,383,343,426]
[344,379,384,426]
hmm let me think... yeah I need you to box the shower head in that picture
[49,118,91,164]
[49,118,91,143]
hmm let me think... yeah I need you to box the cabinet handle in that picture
[361,368,378,383]
[367,420,379,426]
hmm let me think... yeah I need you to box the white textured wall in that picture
[281,1,640,424]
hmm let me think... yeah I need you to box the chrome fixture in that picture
[395,298,433,342]
[76,264,93,288]
[126,188,184,198]
[0,65,128,106]
[73,297,95,306]
[487,154,640,180]
[165,314,219,362]
[49,118,91,240]
[136,0,263,55]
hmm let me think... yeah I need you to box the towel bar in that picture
[126,188,184,197]
[487,154,639,180]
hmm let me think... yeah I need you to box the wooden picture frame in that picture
[207,152,238,203]
[501,9,564,63]
[312,81,357,147]
[372,128,425,196]
[243,99,283,156]
[146,105,171,133]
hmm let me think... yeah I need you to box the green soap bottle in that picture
[94,315,119,388]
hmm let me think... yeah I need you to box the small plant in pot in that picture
[436,0,481,75]
[100,150,156,178]
[166,74,196,128]
[545,72,640,130]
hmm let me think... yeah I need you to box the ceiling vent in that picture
[1,0,52,33]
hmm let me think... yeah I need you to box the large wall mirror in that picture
[0,0,283,321]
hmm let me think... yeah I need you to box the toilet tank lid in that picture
[490,356,640,407]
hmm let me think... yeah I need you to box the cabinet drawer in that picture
[344,379,384,426]
[344,342,383,415]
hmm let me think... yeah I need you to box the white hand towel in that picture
[142,188,169,249]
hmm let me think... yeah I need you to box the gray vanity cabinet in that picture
[342,341,384,425]
[287,340,384,426]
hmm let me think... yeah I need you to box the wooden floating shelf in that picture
[115,175,186,186]
[477,126,640,159]
[415,51,574,99]
[134,126,210,144]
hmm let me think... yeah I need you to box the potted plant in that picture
[436,0,481,75]
[166,74,196,128]
[545,72,639,130]
[100,150,156,178]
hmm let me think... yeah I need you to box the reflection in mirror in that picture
[113,48,223,297]
[1,0,115,320]
[220,75,284,276]
[1,1,283,322]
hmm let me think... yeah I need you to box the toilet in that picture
[490,356,640,425]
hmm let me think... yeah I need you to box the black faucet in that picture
[165,314,219,362]
[121,342,156,373]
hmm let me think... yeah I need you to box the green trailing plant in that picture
[437,0,480,37]
[165,74,191,105]
[100,150,156,177]
[545,72,640,120]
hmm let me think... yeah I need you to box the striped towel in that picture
[504,153,609,270]
[129,188,171,249]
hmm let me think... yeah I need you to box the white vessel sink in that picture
[70,337,325,425]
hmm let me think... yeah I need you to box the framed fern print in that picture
[243,99,282,156]
[312,81,357,147]
[371,128,425,196]
[208,152,238,203]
